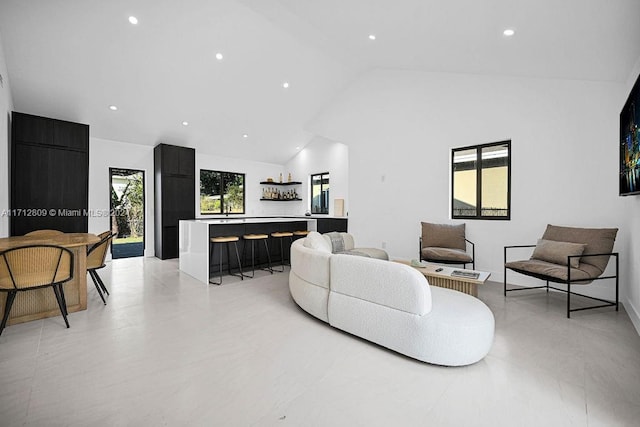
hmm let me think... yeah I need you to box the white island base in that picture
[179,217,316,284]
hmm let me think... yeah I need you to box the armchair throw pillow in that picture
[530,239,586,268]
[421,222,466,251]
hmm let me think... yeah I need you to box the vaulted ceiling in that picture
[1,0,639,164]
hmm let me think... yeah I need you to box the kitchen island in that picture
[179,217,320,284]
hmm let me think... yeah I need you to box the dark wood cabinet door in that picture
[10,112,89,236]
[154,144,195,259]
[316,218,348,233]
[160,144,181,175]
[12,113,51,145]
[52,119,89,150]
[179,147,195,177]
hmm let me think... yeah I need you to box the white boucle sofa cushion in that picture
[291,238,331,289]
[289,270,330,322]
[330,254,431,315]
[328,286,494,366]
[304,231,332,253]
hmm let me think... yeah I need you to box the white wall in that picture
[196,153,301,218]
[91,139,329,257]
[622,58,640,333]
[89,138,155,256]
[285,136,349,217]
[0,32,13,237]
[308,68,627,301]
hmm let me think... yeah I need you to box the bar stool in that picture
[270,231,294,272]
[209,236,244,285]
[242,234,273,278]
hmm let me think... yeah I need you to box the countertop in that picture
[184,215,347,225]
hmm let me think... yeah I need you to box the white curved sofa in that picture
[289,232,495,366]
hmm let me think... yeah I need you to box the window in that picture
[200,170,245,215]
[452,140,511,219]
[310,172,330,214]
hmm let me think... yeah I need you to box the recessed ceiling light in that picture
[128,16,138,25]
[182,121,189,126]
[282,82,289,89]
[295,146,300,150]
[503,28,515,37]
[215,52,223,60]
[109,105,118,111]
[368,34,376,40]
[242,133,249,139]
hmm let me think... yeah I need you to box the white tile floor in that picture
[1,257,639,426]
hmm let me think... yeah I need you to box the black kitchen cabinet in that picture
[154,143,195,259]
[10,112,89,235]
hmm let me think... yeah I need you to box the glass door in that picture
[109,168,145,258]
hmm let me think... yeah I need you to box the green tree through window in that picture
[200,170,245,214]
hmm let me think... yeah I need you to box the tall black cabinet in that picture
[10,112,89,236]
[154,143,195,259]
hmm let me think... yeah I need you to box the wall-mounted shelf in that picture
[259,181,302,186]
[261,180,301,201]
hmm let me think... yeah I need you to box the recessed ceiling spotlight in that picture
[242,133,249,139]
[368,34,376,40]
[295,146,300,150]
[109,105,118,111]
[503,28,515,37]
[215,52,223,60]
[282,82,289,89]
[182,121,189,126]
[128,16,138,25]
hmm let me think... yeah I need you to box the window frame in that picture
[451,140,511,220]
[310,172,330,215]
[199,169,246,215]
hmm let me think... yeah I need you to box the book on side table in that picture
[451,270,480,279]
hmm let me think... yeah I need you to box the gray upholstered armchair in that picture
[504,224,619,318]
[419,222,475,270]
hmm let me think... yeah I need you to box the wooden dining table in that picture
[0,232,100,326]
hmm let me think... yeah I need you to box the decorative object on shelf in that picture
[261,187,299,200]
[334,198,345,217]
[287,172,292,183]
[259,180,302,201]
[279,173,283,183]
[266,177,273,182]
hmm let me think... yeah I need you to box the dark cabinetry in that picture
[154,144,195,259]
[316,218,348,233]
[10,112,89,236]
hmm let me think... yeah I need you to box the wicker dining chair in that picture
[86,232,114,305]
[0,245,74,335]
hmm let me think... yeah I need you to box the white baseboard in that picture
[623,298,640,337]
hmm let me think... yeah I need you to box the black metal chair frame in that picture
[271,233,294,273]
[87,232,115,305]
[0,245,74,335]
[504,245,619,318]
[419,236,476,270]
[209,238,244,285]
[242,236,273,278]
